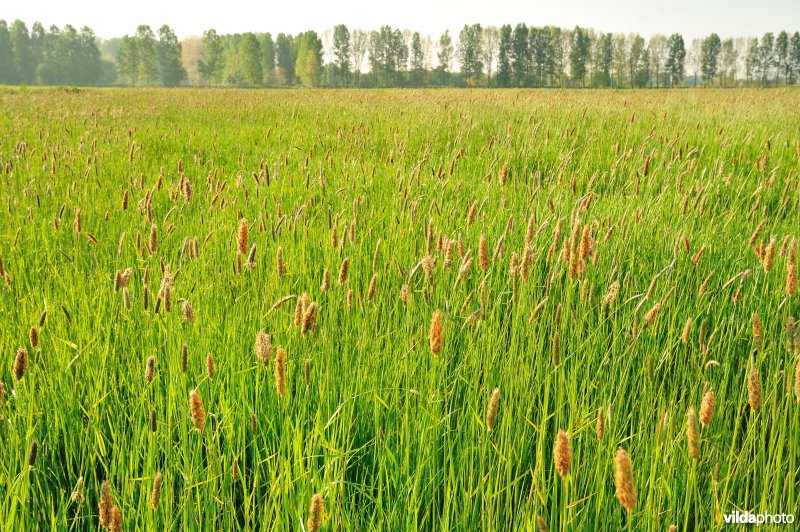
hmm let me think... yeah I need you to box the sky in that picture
[3,0,799,41]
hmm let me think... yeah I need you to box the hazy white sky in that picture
[3,0,799,40]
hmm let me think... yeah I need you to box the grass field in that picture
[1,87,799,530]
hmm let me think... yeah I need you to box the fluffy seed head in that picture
[206,352,215,379]
[429,310,443,355]
[255,332,273,365]
[614,448,637,511]
[596,407,605,440]
[13,348,28,381]
[751,313,763,351]
[338,257,349,284]
[109,505,122,532]
[99,480,113,529]
[747,367,762,410]
[686,407,700,459]
[237,218,249,257]
[307,493,324,532]
[275,346,286,397]
[302,302,319,334]
[189,389,205,432]
[276,247,285,277]
[320,268,330,292]
[149,223,158,253]
[150,472,163,510]
[145,355,156,384]
[478,234,489,270]
[700,390,715,426]
[70,476,85,505]
[554,430,571,477]
[182,300,195,324]
[29,326,38,349]
[485,387,500,431]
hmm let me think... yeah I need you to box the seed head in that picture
[367,274,378,301]
[429,310,443,355]
[307,493,324,532]
[150,472,163,510]
[400,283,410,305]
[206,352,215,379]
[276,247,286,277]
[614,448,637,511]
[700,390,715,427]
[70,476,85,505]
[99,480,113,529]
[181,300,195,324]
[338,257,349,284]
[255,332,273,365]
[751,313,763,351]
[603,282,620,308]
[149,223,158,253]
[29,326,38,349]
[275,346,286,397]
[109,505,122,532]
[181,343,188,372]
[320,268,330,292]
[485,387,500,431]
[478,234,489,270]
[27,440,38,468]
[686,407,700,459]
[553,430,571,477]
[301,302,319,334]
[189,389,205,432]
[13,348,28,381]
[596,407,605,440]
[747,367,762,410]
[237,218,249,257]
[145,355,156,384]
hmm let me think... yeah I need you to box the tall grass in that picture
[0,87,798,529]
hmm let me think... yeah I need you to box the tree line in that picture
[2,19,800,88]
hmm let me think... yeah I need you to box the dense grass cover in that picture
[0,88,799,530]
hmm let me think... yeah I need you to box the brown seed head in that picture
[29,326,39,349]
[747,367,762,410]
[554,430,571,477]
[276,247,285,277]
[145,355,156,384]
[614,448,637,511]
[150,472,163,510]
[302,302,319,334]
[99,480,113,529]
[338,257,349,284]
[13,348,28,381]
[751,313,763,350]
[307,493,324,532]
[206,352,215,379]
[486,387,500,431]
[275,346,286,397]
[429,310,443,355]
[237,218,249,257]
[189,389,205,431]
[255,332,273,365]
[181,300,195,324]
[700,390,715,427]
[596,407,605,440]
[478,234,488,270]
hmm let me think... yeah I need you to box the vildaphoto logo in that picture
[723,510,795,526]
